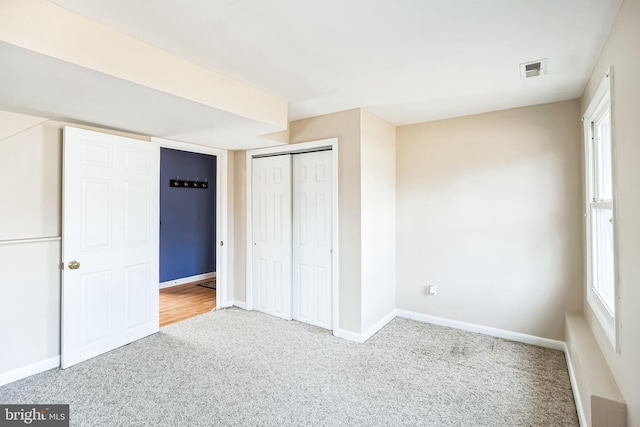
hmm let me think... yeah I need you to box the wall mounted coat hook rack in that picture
[170,176,209,189]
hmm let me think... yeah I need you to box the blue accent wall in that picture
[160,148,216,282]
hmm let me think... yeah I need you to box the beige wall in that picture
[289,109,363,333]
[360,110,397,331]
[580,0,640,424]
[0,241,60,374]
[0,115,64,376]
[232,150,247,303]
[0,118,62,240]
[396,100,583,340]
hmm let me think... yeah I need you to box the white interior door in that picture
[292,151,333,329]
[252,155,292,320]
[62,126,159,368]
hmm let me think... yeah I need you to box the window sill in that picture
[587,289,618,352]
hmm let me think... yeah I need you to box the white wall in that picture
[396,100,583,341]
[360,110,396,332]
[580,0,640,423]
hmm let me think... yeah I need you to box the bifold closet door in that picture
[252,155,292,320]
[292,151,332,329]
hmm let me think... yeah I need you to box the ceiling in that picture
[2,0,623,147]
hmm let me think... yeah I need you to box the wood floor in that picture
[159,281,216,327]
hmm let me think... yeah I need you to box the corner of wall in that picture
[359,109,397,332]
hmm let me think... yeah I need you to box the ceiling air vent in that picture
[520,59,547,79]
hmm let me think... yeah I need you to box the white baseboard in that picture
[232,300,247,310]
[0,356,60,387]
[362,310,397,342]
[564,344,587,427]
[332,310,397,343]
[333,327,365,343]
[159,272,216,289]
[217,300,234,309]
[395,309,565,351]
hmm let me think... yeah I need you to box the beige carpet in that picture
[0,308,578,426]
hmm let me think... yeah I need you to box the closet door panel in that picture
[292,151,332,329]
[252,155,292,320]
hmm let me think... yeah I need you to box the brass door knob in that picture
[68,261,81,270]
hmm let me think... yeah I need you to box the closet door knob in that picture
[68,261,81,270]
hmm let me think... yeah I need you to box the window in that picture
[583,68,618,350]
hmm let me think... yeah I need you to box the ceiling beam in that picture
[0,0,288,131]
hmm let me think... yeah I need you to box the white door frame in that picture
[152,137,230,309]
[246,138,339,331]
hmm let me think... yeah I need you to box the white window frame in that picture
[582,67,620,352]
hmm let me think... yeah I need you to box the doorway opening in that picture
[159,147,217,326]
[159,279,216,327]
[61,129,229,368]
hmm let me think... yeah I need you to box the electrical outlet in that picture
[427,285,437,296]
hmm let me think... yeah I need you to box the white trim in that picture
[245,139,339,333]
[581,67,620,352]
[248,138,337,157]
[152,138,230,308]
[245,149,253,311]
[330,144,339,332]
[564,344,588,427]
[232,300,247,310]
[0,356,60,387]
[396,310,566,351]
[332,311,397,343]
[582,68,612,120]
[588,290,616,347]
[159,272,216,289]
[0,236,61,246]
[218,150,230,306]
[362,310,397,342]
[333,327,365,343]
